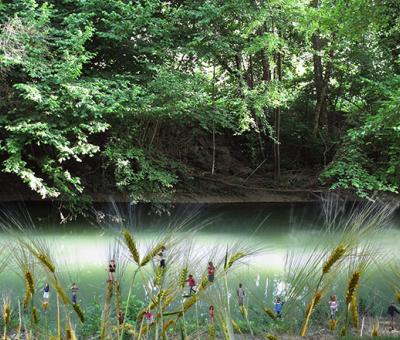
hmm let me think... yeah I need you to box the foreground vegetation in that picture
[0,0,399,215]
[0,198,399,339]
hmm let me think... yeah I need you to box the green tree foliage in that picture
[0,0,399,212]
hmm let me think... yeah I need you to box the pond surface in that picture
[1,201,399,329]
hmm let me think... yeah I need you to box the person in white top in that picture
[237,283,245,306]
[328,295,338,320]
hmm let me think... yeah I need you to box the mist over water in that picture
[1,201,399,309]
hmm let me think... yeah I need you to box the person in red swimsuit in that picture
[186,274,197,295]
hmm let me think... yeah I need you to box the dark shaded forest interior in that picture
[0,0,399,214]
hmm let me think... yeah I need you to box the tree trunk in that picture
[311,0,328,136]
[273,52,282,181]
[249,54,266,159]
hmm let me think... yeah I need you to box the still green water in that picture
[1,202,399,327]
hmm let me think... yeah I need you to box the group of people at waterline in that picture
[40,248,400,331]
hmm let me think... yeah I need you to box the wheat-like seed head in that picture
[264,307,276,320]
[115,280,121,311]
[232,319,241,333]
[24,271,35,295]
[73,304,85,323]
[346,271,360,305]
[179,267,188,288]
[322,245,346,274]
[209,321,215,340]
[351,295,359,328]
[161,319,174,337]
[140,243,164,267]
[155,267,165,287]
[162,293,173,311]
[55,281,68,305]
[37,252,55,273]
[32,306,39,324]
[197,275,209,291]
[372,319,379,336]
[23,285,31,309]
[181,295,197,314]
[122,229,140,265]
[221,319,229,339]
[329,319,337,330]
[225,252,245,270]
[106,281,113,301]
[314,291,322,305]
[239,305,248,319]
[3,299,10,324]
[66,323,72,340]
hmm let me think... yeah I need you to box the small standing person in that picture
[328,295,338,320]
[237,283,245,307]
[186,274,197,295]
[388,301,400,331]
[144,310,154,324]
[158,246,166,268]
[43,283,50,303]
[208,262,215,282]
[71,283,79,305]
[209,305,214,323]
[274,297,284,318]
[108,259,116,283]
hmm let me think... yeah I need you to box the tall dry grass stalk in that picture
[3,296,11,340]
[300,291,322,336]
[100,282,114,340]
[372,319,379,336]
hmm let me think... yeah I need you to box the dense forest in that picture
[0,0,399,214]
